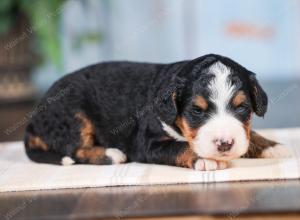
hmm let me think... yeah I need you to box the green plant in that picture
[0,0,66,69]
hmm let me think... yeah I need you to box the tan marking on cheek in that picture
[176,117,199,145]
[243,113,253,141]
[28,135,48,151]
[194,95,208,110]
[243,121,251,141]
[232,91,247,107]
[75,112,95,148]
[175,147,198,168]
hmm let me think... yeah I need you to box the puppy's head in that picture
[158,54,267,161]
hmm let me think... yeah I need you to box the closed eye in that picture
[192,105,204,115]
[235,103,250,113]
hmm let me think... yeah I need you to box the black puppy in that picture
[24,54,290,170]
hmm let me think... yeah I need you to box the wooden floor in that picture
[125,215,300,220]
[0,180,300,219]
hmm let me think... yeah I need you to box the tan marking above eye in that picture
[232,91,247,107]
[194,95,208,110]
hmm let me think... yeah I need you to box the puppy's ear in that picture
[248,73,268,117]
[155,76,185,125]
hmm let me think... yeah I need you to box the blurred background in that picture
[0,0,300,142]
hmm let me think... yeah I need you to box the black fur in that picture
[24,54,267,167]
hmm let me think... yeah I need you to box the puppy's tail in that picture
[24,129,65,165]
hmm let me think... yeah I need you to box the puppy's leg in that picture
[244,130,291,158]
[146,140,227,171]
[74,112,127,165]
[25,111,127,166]
[75,147,127,165]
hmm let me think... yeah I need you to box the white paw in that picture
[194,158,228,171]
[261,144,292,158]
[105,148,127,164]
[61,156,75,166]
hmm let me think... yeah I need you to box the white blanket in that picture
[0,128,299,192]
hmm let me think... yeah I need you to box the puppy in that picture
[24,54,290,170]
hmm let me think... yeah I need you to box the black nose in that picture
[214,139,234,152]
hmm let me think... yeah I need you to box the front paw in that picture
[261,144,292,158]
[193,158,228,171]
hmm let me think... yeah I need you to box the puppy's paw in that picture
[261,144,292,158]
[194,158,228,171]
[61,156,75,166]
[105,148,127,164]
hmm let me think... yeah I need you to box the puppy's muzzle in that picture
[213,138,235,152]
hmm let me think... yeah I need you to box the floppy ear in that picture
[248,73,268,117]
[155,76,185,125]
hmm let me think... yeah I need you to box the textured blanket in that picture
[0,128,299,192]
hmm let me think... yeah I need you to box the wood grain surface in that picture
[0,180,299,220]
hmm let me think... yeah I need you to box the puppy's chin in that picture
[193,139,250,161]
[191,116,250,161]
[194,150,248,162]
[206,153,246,162]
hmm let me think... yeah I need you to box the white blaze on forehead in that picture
[191,61,249,161]
[208,61,236,113]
